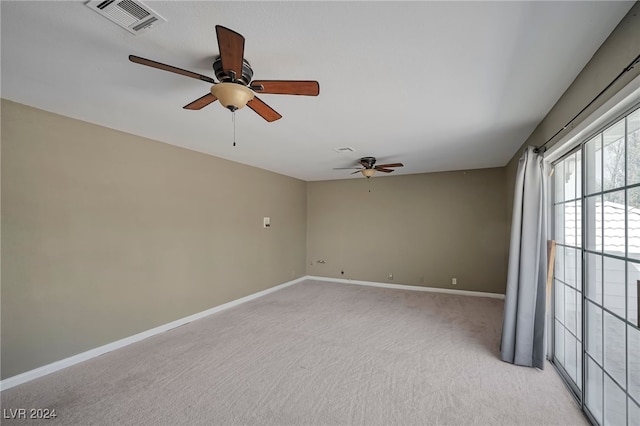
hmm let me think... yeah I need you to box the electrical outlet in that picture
[452,278,457,285]
[389,273,393,280]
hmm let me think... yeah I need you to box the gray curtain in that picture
[501,146,547,369]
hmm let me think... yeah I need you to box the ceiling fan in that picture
[335,157,404,178]
[129,25,319,122]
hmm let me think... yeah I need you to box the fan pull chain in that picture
[232,110,236,147]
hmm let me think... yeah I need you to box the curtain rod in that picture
[534,53,640,154]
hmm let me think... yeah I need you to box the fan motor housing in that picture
[360,156,376,168]
[213,57,254,86]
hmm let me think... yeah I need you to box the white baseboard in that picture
[1,275,502,391]
[0,276,307,392]
[307,275,505,299]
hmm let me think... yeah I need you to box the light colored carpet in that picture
[1,279,587,425]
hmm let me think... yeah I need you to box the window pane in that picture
[604,375,626,426]
[556,160,565,202]
[586,195,602,252]
[566,201,577,247]
[556,280,565,323]
[576,293,582,342]
[603,119,626,192]
[555,319,565,366]
[604,256,626,318]
[556,245,565,282]
[565,330,578,384]
[564,201,576,247]
[576,249,583,292]
[587,253,603,304]
[630,187,640,261]
[577,288,583,340]
[630,261,640,327]
[630,397,640,426]
[628,108,640,186]
[566,247,577,288]
[586,134,602,195]
[587,301,603,364]
[629,325,640,402]
[577,199,582,249]
[566,286,577,334]
[576,152,583,199]
[604,311,626,387]
[565,153,577,200]
[555,203,565,245]
[577,343,583,391]
[603,190,625,256]
[587,356,603,424]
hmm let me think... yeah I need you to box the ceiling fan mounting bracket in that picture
[213,56,253,86]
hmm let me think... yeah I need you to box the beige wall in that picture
[505,2,640,218]
[1,100,508,382]
[1,100,307,379]
[306,168,509,294]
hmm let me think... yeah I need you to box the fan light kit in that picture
[210,83,254,111]
[129,25,319,124]
[334,157,404,178]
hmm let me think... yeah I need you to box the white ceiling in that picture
[1,1,634,181]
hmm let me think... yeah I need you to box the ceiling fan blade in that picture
[359,160,371,168]
[183,93,218,110]
[351,170,362,175]
[129,55,216,83]
[251,80,320,96]
[216,25,245,81]
[333,167,363,170]
[376,168,395,173]
[247,96,282,122]
[375,163,404,168]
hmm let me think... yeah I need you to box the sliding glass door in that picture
[553,106,640,426]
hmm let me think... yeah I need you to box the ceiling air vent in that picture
[86,0,167,34]
[334,147,356,154]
